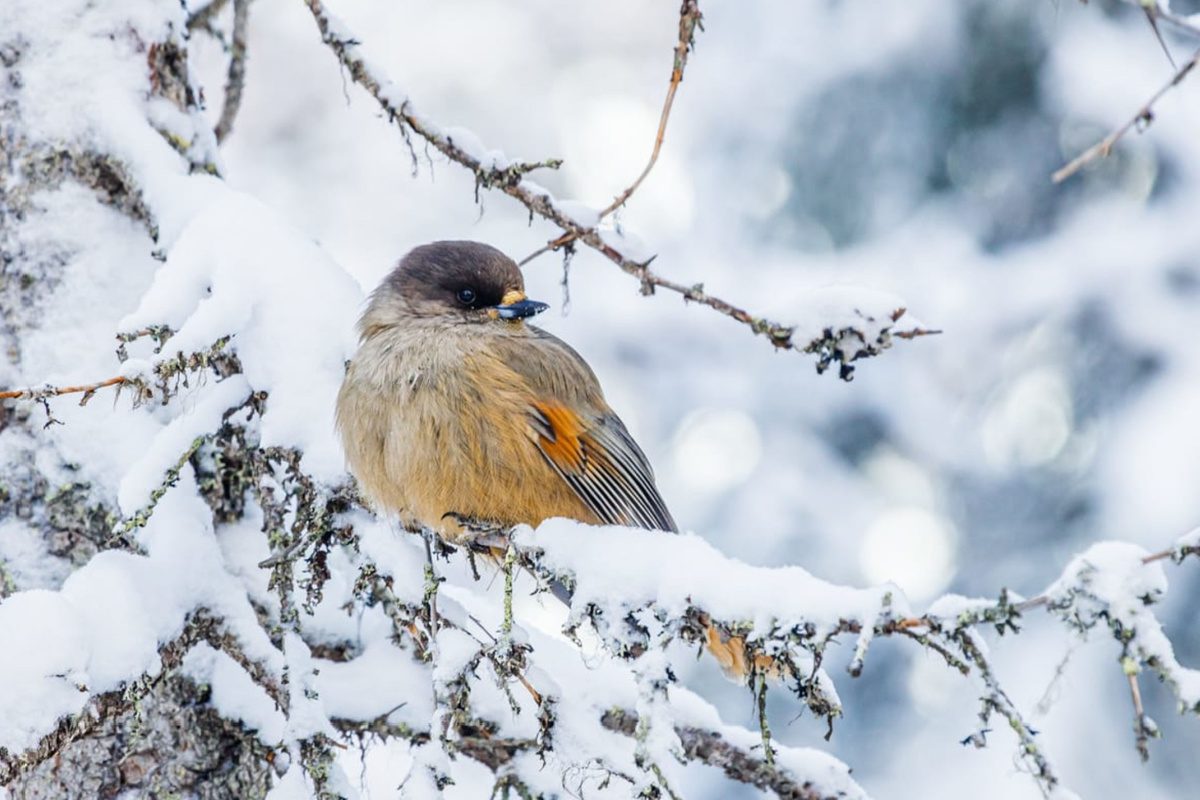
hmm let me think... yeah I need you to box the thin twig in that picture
[1121,0,1200,39]
[1053,44,1200,183]
[422,529,441,657]
[1128,671,1153,762]
[601,1,701,219]
[214,0,251,143]
[953,630,1062,792]
[518,0,703,266]
[0,376,126,402]
[905,536,1195,624]
[1143,6,1178,71]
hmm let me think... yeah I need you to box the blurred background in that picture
[192,0,1200,796]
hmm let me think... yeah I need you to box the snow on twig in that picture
[298,0,935,378]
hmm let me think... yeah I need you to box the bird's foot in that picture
[441,512,514,550]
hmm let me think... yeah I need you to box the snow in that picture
[444,126,509,172]
[316,640,433,724]
[0,482,282,753]
[430,628,481,684]
[117,374,249,515]
[264,767,321,800]
[1045,541,1200,712]
[672,685,867,799]
[0,590,89,749]
[281,633,339,741]
[3,0,1200,797]
[0,0,171,153]
[787,285,912,346]
[120,190,362,482]
[554,199,603,230]
[353,514,432,606]
[520,519,904,636]
[1174,526,1200,554]
[183,644,286,740]
[1046,541,1166,609]
[926,592,1012,621]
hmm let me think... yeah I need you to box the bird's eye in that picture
[456,288,476,306]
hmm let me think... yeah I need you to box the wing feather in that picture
[584,416,676,531]
[530,403,677,533]
[491,326,678,534]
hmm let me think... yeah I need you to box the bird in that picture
[336,240,675,541]
[336,240,757,676]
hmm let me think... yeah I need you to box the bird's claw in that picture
[442,512,515,549]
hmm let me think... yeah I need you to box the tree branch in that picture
[298,0,933,375]
[1054,1,1200,183]
[214,0,251,143]
[1118,0,1200,39]
[601,709,840,800]
[0,609,278,787]
[0,376,126,403]
[1053,44,1200,183]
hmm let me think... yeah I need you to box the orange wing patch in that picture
[530,401,587,472]
[529,403,677,532]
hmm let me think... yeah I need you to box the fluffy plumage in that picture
[336,241,677,540]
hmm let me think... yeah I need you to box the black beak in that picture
[495,298,549,320]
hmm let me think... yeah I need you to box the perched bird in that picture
[336,240,675,542]
[336,240,755,675]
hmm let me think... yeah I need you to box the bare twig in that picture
[214,0,251,143]
[1143,6,1178,71]
[602,1,701,219]
[1141,539,1200,564]
[949,536,1199,620]
[1127,670,1155,762]
[0,375,126,403]
[1053,43,1200,183]
[894,325,942,340]
[1119,0,1200,40]
[299,0,928,370]
[518,0,703,266]
[2,336,239,423]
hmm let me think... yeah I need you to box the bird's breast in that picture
[336,328,593,539]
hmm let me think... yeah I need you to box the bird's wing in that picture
[528,401,678,532]
[496,327,678,533]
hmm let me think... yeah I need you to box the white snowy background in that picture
[2,0,1200,798]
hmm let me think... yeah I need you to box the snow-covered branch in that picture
[298,0,935,379]
[4,0,1200,797]
[0,610,220,786]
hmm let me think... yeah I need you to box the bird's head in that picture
[363,241,548,336]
